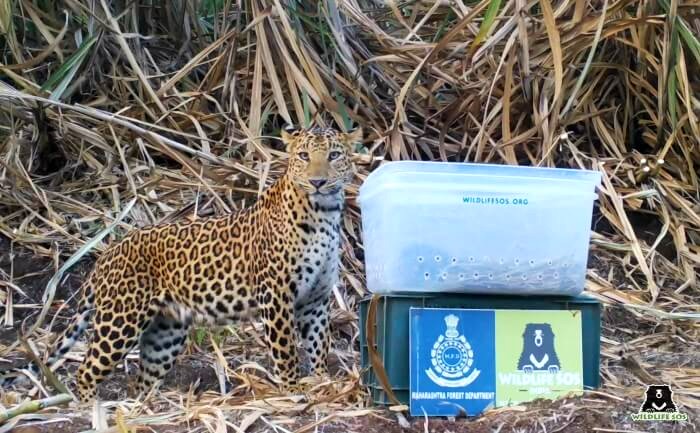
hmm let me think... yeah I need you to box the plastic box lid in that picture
[359,161,602,203]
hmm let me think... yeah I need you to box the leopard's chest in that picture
[293,222,340,304]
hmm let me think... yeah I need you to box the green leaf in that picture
[200,0,225,17]
[668,22,680,127]
[659,0,682,127]
[659,0,700,65]
[468,0,502,55]
[40,35,97,100]
[668,66,678,126]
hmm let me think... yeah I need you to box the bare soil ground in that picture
[1,239,698,433]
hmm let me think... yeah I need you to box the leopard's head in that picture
[281,126,362,197]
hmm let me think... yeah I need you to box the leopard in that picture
[0,126,363,402]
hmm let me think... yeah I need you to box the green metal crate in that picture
[359,293,601,406]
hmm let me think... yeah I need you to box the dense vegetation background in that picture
[0,1,698,431]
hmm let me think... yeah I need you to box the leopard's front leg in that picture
[296,293,331,376]
[261,288,301,392]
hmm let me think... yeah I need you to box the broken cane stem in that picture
[0,394,72,424]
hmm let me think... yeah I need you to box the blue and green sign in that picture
[410,308,583,416]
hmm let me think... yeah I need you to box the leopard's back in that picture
[89,211,265,321]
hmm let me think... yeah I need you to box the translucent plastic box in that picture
[358,161,601,296]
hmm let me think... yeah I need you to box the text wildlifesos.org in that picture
[462,197,529,205]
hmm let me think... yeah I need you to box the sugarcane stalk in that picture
[0,394,72,424]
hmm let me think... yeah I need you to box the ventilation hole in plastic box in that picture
[473,272,479,279]
[521,274,528,281]
[505,274,511,280]
[537,273,544,280]
[488,273,494,279]
[547,259,553,266]
[417,256,424,263]
[441,272,448,280]
[499,258,505,265]
[424,272,430,280]
[458,273,465,280]
[553,272,559,279]
[563,262,570,268]
[514,258,520,265]
[434,255,442,262]
[451,257,458,264]
[529,260,535,266]
[469,256,475,263]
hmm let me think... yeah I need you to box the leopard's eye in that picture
[298,152,310,161]
[328,151,341,161]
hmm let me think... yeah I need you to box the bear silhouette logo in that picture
[630,384,689,422]
[516,323,561,373]
[640,385,677,413]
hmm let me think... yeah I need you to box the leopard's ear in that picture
[281,125,296,152]
[341,127,363,150]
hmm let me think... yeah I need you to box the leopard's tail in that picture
[0,284,95,388]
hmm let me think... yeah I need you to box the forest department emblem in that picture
[426,314,481,387]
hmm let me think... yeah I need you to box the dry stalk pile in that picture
[0,0,698,431]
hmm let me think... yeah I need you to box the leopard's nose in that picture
[309,179,327,189]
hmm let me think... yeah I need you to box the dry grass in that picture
[0,0,698,431]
